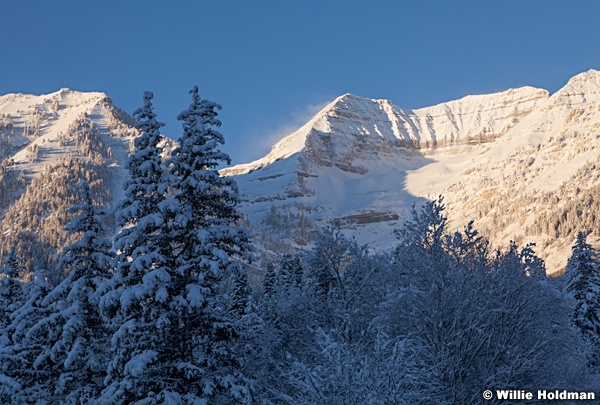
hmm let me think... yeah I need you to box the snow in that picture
[2,72,600,274]
[223,69,600,274]
[123,350,158,377]
[222,87,547,177]
[220,96,338,176]
[0,87,134,208]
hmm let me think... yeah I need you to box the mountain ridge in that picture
[222,85,549,177]
[2,71,600,274]
[224,69,600,274]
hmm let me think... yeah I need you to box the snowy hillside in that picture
[224,69,600,274]
[0,88,134,187]
[0,88,136,275]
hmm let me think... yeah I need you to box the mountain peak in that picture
[546,69,600,106]
[0,88,110,112]
[224,70,600,179]
[223,85,548,176]
[566,68,600,84]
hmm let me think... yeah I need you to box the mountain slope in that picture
[0,88,136,277]
[224,69,600,274]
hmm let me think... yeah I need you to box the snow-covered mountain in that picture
[223,69,600,274]
[0,88,136,275]
[3,71,600,275]
[0,87,135,190]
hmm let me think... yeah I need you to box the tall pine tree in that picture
[162,85,253,403]
[33,181,114,402]
[168,85,251,264]
[113,90,167,262]
[100,88,253,404]
[563,231,600,367]
[99,91,182,403]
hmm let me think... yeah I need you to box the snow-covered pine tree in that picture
[229,265,252,317]
[0,247,25,340]
[26,181,115,402]
[278,253,303,290]
[168,86,251,263]
[0,269,54,403]
[113,90,166,261]
[160,85,253,403]
[563,231,600,367]
[100,88,254,404]
[99,92,180,403]
[262,262,277,298]
[258,263,279,327]
[258,253,305,335]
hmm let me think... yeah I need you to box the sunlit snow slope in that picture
[0,88,135,207]
[224,70,600,274]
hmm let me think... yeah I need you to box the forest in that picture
[1,89,599,404]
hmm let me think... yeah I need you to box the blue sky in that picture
[2,1,600,165]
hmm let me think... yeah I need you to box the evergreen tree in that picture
[229,265,252,317]
[162,85,253,403]
[167,85,251,263]
[113,90,166,261]
[259,263,279,326]
[0,270,54,403]
[278,253,303,290]
[262,262,277,298]
[100,88,253,404]
[30,181,114,402]
[0,247,24,339]
[563,231,600,367]
[99,91,179,403]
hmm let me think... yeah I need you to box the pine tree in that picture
[100,88,253,404]
[30,181,114,402]
[262,262,277,298]
[259,263,278,325]
[229,265,252,316]
[167,85,251,263]
[278,253,303,290]
[563,231,600,367]
[114,90,166,261]
[0,247,24,338]
[99,92,179,403]
[161,85,253,403]
[0,270,54,402]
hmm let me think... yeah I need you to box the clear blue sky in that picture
[1,1,600,165]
